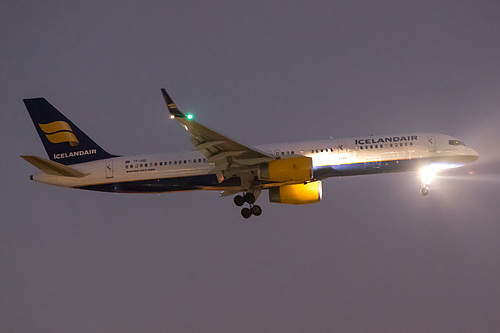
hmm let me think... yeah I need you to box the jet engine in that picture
[269,181,322,205]
[258,156,313,183]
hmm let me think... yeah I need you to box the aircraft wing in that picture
[161,89,275,171]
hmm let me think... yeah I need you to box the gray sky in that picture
[2,1,500,332]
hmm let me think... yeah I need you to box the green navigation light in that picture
[186,114,194,120]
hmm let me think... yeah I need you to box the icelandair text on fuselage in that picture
[54,149,97,160]
[355,135,418,145]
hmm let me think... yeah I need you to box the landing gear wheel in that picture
[421,187,429,196]
[234,195,245,207]
[244,193,256,204]
[241,207,252,219]
[251,205,262,216]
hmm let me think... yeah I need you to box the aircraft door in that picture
[335,141,346,152]
[105,160,114,178]
[427,136,436,152]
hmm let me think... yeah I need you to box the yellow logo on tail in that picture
[39,121,80,147]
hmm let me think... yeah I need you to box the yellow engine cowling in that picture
[269,181,322,205]
[258,156,313,183]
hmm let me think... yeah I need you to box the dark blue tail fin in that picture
[23,98,117,165]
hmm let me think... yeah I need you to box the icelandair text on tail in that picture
[54,149,97,160]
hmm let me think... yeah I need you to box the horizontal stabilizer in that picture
[21,155,88,178]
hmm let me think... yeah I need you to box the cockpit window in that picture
[449,140,466,146]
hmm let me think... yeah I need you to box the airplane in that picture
[21,89,479,218]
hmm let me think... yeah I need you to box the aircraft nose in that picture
[468,148,479,162]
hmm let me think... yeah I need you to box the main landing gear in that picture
[234,192,262,219]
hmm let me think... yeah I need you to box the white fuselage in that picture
[31,132,479,193]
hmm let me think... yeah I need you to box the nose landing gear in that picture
[419,166,435,196]
[234,192,262,218]
[420,186,429,196]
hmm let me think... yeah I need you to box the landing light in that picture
[420,166,436,185]
[429,162,463,170]
[420,163,464,186]
[170,115,175,119]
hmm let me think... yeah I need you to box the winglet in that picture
[161,89,185,118]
